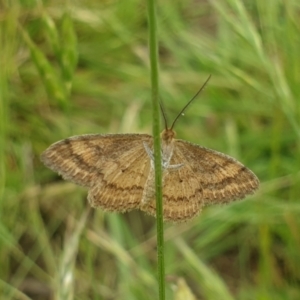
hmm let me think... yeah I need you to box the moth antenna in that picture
[170,75,211,131]
[159,100,169,130]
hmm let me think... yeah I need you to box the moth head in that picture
[161,128,176,143]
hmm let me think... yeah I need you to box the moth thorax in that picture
[161,129,176,144]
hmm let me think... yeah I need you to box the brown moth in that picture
[41,77,259,222]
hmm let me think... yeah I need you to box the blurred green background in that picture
[1,0,300,299]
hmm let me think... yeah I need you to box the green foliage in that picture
[1,0,300,299]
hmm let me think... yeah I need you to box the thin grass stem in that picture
[147,0,165,299]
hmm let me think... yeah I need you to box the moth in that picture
[41,77,259,222]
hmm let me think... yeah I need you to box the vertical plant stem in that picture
[147,0,165,299]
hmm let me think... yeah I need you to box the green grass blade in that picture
[20,26,67,108]
[60,11,78,96]
[175,237,235,300]
[147,0,165,298]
